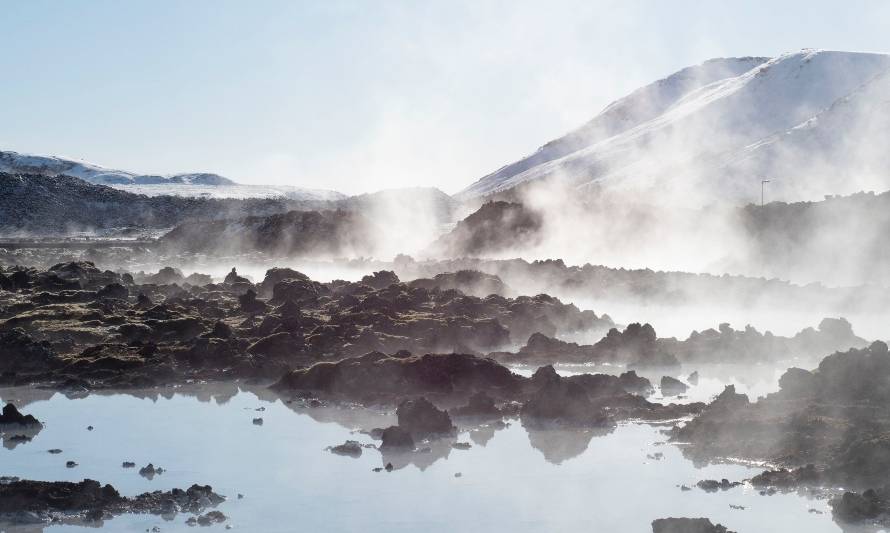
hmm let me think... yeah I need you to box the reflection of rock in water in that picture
[470,425,497,447]
[525,427,613,465]
[380,436,455,471]
[283,401,395,433]
[2,425,41,450]
[0,388,56,409]
[0,521,49,533]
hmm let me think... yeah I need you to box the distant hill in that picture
[0,172,331,235]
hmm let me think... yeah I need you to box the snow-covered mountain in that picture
[0,150,347,201]
[0,150,236,186]
[458,50,890,204]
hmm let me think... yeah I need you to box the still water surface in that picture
[0,385,845,532]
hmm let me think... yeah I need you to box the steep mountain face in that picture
[458,50,890,204]
[719,68,890,199]
[0,151,236,186]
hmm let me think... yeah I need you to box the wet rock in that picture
[651,517,736,533]
[122,461,136,468]
[204,320,233,340]
[0,479,225,526]
[618,370,654,395]
[696,479,741,492]
[247,332,304,359]
[672,342,890,488]
[452,442,471,450]
[0,330,58,376]
[139,464,164,479]
[196,510,227,526]
[830,485,890,523]
[750,464,823,488]
[252,418,263,426]
[360,271,400,290]
[409,270,508,298]
[687,371,699,386]
[380,426,414,451]
[660,376,688,396]
[97,283,128,300]
[274,352,522,400]
[328,440,363,458]
[48,448,62,454]
[238,289,267,313]
[66,461,78,468]
[396,397,456,440]
[223,268,249,286]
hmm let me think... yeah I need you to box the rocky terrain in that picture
[491,317,866,368]
[0,477,225,526]
[672,341,890,495]
[0,261,613,390]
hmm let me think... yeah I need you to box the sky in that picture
[3,0,890,195]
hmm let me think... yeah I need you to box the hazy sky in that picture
[3,0,890,194]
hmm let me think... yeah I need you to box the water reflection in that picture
[0,387,847,533]
[524,427,614,465]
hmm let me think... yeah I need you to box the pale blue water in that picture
[0,385,845,532]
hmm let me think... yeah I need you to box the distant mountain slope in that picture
[458,50,890,204]
[0,151,236,186]
[0,173,332,235]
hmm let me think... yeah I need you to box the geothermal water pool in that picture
[0,386,848,533]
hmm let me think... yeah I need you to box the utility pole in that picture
[761,179,770,207]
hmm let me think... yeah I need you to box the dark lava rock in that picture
[396,397,455,439]
[672,342,890,488]
[0,404,41,428]
[651,517,736,533]
[380,426,414,451]
[696,479,741,492]
[660,376,688,396]
[196,510,227,525]
[0,330,58,376]
[361,270,400,290]
[273,352,522,400]
[328,440,363,458]
[831,485,890,523]
[750,464,823,488]
[97,283,128,300]
[0,478,224,525]
[138,463,164,479]
[122,462,136,468]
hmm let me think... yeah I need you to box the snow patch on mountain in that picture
[458,50,890,204]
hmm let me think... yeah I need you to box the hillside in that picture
[458,50,890,205]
